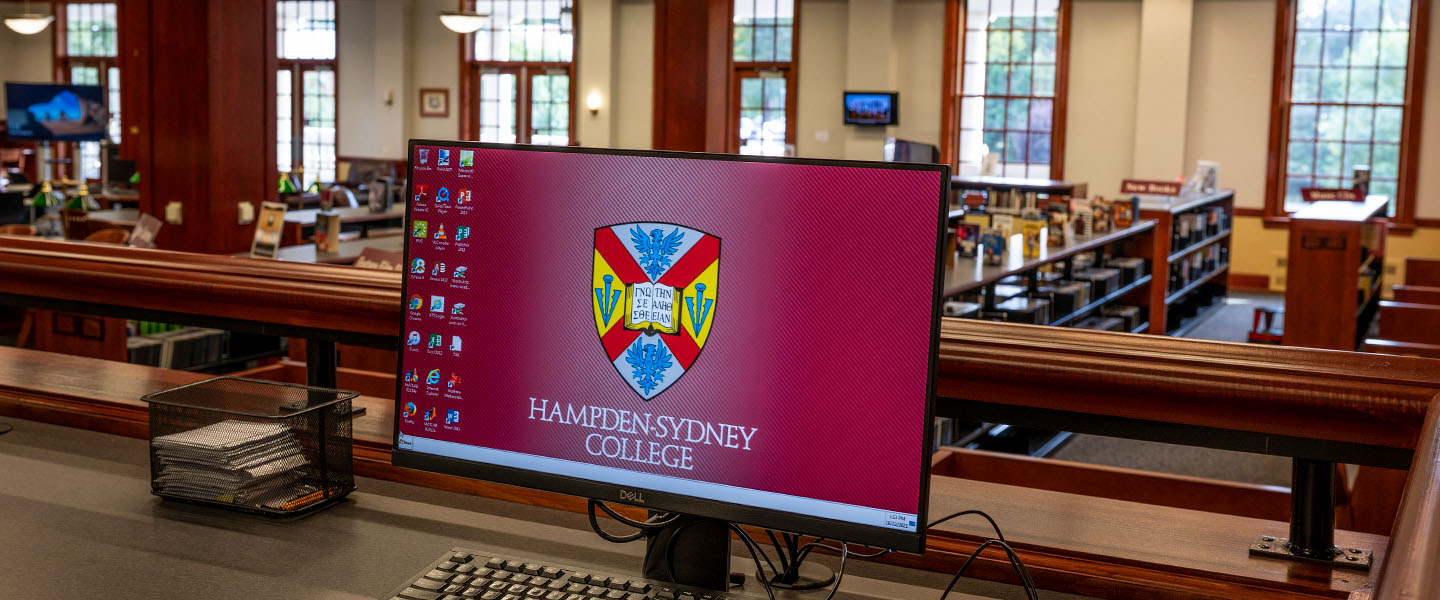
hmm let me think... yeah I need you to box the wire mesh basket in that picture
[142,376,357,516]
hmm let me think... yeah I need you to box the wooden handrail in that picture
[1373,394,1440,600]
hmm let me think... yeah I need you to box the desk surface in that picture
[87,207,140,227]
[249,234,405,265]
[286,204,407,225]
[0,418,1002,600]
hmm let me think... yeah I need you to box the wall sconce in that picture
[586,91,603,115]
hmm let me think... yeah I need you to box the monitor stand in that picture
[639,515,836,592]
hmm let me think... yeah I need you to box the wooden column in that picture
[120,0,277,254]
[651,0,731,152]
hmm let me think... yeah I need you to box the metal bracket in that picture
[1248,535,1373,571]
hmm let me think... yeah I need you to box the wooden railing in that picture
[2,236,1440,599]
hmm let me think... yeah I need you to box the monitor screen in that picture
[4,82,109,142]
[884,137,940,164]
[844,91,898,126]
[393,142,947,552]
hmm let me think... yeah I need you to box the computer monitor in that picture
[392,142,948,585]
[4,82,109,142]
[884,137,941,164]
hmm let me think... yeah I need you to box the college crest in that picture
[592,222,720,401]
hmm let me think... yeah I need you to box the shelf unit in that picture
[1282,196,1389,350]
[1138,190,1235,335]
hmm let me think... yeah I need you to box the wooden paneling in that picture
[1230,272,1271,293]
[1364,339,1440,360]
[126,0,277,253]
[1374,394,1440,600]
[1393,286,1440,305]
[29,310,128,362]
[1378,301,1440,344]
[1406,258,1440,287]
[231,359,396,399]
[652,0,730,152]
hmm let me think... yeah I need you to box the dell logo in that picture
[619,490,646,504]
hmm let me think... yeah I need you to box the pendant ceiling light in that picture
[439,10,488,34]
[3,0,54,35]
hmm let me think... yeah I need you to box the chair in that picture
[0,148,26,174]
[84,228,130,244]
[0,224,36,236]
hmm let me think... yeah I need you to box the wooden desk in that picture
[87,207,140,229]
[282,204,406,245]
[269,233,405,265]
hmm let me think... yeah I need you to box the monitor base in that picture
[642,515,732,591]
[761,561,836,590]
[0,422,11,435]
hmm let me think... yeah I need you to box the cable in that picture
[730,524,779,600]
[822,542,849,600]
[930,509,1009,542]
[587,499,680,544]
[938,539,1038,600]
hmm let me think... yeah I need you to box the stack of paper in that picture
[153,420,312,508]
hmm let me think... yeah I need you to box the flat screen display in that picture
[393,142,947,551]
[844,91,898,126]
[4,82,109,142]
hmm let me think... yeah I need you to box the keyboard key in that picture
[479,592,501,600]
[486,558,506,569]
[529,575,550,586]
[626,594,646,600]
[568,573,591,584]
[545,592,567,600]
[399,588,442,600]
[425,570,453,581]
[526,588,547,598]
[442,595,464,600]
[608,580,629,591]
[453,575,472,585]
[652,586,677,599]
[461,590,481,598]
[566,595,587,600]
[440,562,460,571]
[452,553,474,563]
[444,584,464,594]
[502,595,522,600]
[475,568,494,578]
[587,585,607,596]
[541,567,563,579]
[676,592,695,600]
[504,561,525,572]
[605,590,627,600]
[508,584,529,594]
[414,579,448,591]
[523,564,543,575]
[487,581,509,591]
[492,572,513,582]
[565,582,587,593]
[627,583,649,594]
[457,564,477,574]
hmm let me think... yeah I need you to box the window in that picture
[1267,0,1427,222]
[277,0,337,189]
[462,0,575,146]
[732,0,796,156]
[951,0,1067,179]
[56,2,120,182]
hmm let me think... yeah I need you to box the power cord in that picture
[929,509,1039,600]
[587,499,680,543]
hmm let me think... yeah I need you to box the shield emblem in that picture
[592,222,720,401]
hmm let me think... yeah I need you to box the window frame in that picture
[728,0,800,155]
[941,0,1071,179]
[457,0,577,145]
[276,0,339,188]
[53,1,121,183]
[1263,0,1431,229]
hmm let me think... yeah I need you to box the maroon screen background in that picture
[399,145,943,516]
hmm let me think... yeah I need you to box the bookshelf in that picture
[1138,190,1235,335]
[1282,196,1388,350]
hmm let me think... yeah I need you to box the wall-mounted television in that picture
[844,91,898,126]
[5,82,109,142]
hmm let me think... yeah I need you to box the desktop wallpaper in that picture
[398,145,943,518]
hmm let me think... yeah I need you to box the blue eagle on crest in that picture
[625,341,674,396]
[630,225,685,280]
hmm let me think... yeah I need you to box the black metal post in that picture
[1288,458,1337,558]
[306,339,338,389]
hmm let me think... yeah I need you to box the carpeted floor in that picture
[1048,291,1294,488]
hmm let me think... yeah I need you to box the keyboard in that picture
[385,547,748,600]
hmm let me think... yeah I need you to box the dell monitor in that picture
[393,142,948,588]
[4,82,110,142]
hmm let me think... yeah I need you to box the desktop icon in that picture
[445,409,460,424]
[438,149,451,166]
[403,369,419,383]
[410,258,425,274]
[407,331,421,346]
[418,149,429,165]
[434,224,448,240]
[408,295,423,310]
[412,221,428,238]
[592,223,721,401]
[448,373,461,388]
[428,333,442,349]
[430,295,445,312]
[424,406,438,421]
[451,303,465,315]
[430,262,447,276]
[456,189,471,205]
[413,185,428,203]
[403,402,418,418]
[437,187,450,203]
[452,266,467,278]
[455,226,470,241]
[426,369,441,385]
[459,150,474,167]
[449,335,462,352]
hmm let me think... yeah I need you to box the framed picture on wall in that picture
[419,88,449,118]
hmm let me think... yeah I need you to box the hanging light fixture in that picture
[3,0,54,35]
[439,10,488,34]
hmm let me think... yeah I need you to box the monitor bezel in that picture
[4,81,110,142]
[392,140,948,554]
[842,90,899,127]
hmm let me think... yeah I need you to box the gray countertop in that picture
[0,419,1015,600]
